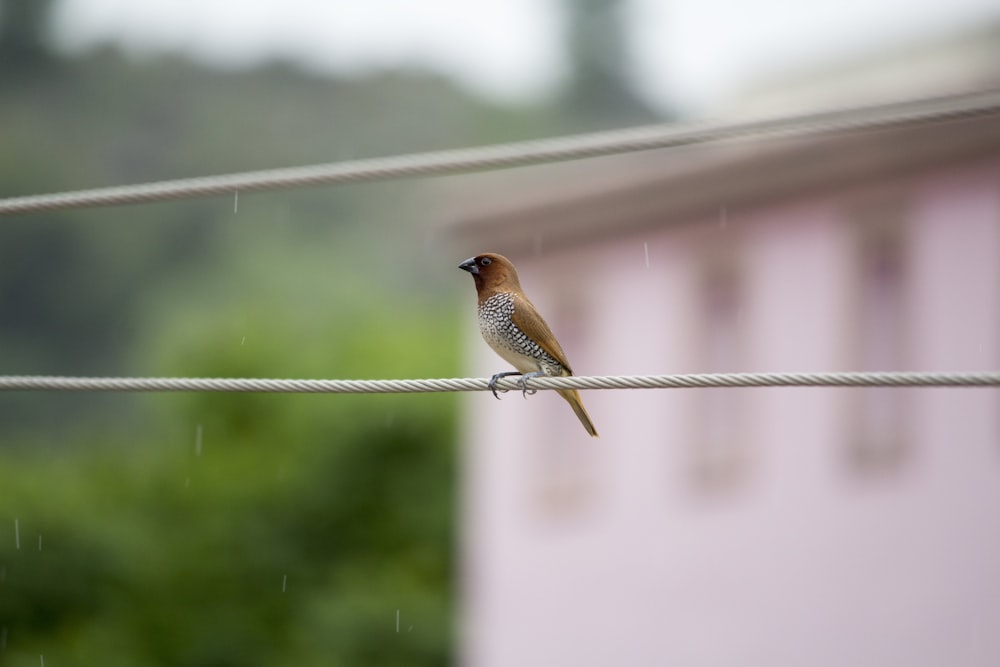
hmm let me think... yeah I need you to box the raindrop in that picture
[408,625,413,632]
[240,336,247,346]
[396,609,400,633]
[195,424,203,457]
[282,574,287,593]
[40,654,44,667]
[643,242,650,269]
[14,519,19,551]
[184,477,191,488]
[234,190,239,214]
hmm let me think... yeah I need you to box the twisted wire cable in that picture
[2,89,999,215]
[1,372,998,393]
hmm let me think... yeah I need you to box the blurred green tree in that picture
[0,0,55,77]
[0,303,458,665]
[559,0,665,128]
[0,3,657,661]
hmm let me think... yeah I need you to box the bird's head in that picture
[458,253,521,293]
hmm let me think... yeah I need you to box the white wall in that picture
[460,160,1000,667]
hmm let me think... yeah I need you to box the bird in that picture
[458,252,598,437]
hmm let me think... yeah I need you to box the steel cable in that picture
[2,90,999,215]
[1,371,998,393]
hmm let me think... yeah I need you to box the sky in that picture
[49,0,1000,113]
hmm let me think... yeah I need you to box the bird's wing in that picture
[510,293,573,374]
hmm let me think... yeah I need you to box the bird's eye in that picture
[480,257,492,266]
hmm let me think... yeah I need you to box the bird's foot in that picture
[518,372,545,399]
[487,371,523,400]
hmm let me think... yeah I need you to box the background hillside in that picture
[0,1,657,664]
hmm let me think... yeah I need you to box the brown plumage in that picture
[458,252,599,437]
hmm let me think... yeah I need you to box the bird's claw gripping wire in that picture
[518,372,544,398]
[487,371,544,399]
[488,371,523,400]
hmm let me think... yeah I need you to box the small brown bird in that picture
[458,252,598,437]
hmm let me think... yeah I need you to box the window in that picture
[691,256,749,491]
[849,203,911,473]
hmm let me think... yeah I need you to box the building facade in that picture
[448,97,1000,666]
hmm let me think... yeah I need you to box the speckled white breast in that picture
[477,292,564,375]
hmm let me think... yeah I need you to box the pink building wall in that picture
[458,158,1000,666]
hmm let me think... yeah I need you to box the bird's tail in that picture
[557,389,599,438]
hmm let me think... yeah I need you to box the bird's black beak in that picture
[458,257,479,275]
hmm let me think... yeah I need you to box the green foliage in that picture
[0,48,542,434]
[0,2,666,661]
[0,188,461,663]
[0,270,459,665]
[0,391,455,665]
[0,169,463,663]
[0,0,56,77]
[0,43,486,665]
